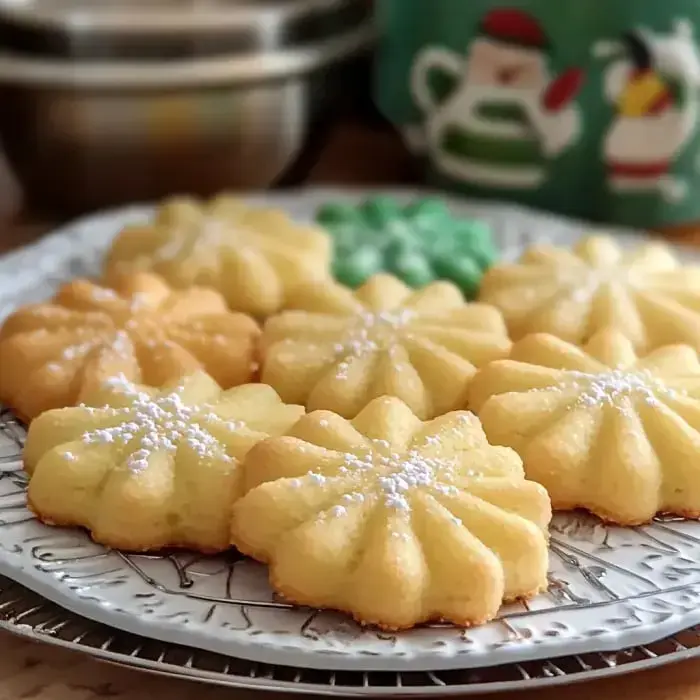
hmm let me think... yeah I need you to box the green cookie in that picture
[315,195,499,298]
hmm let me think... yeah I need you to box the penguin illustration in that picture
[601,21,700,201]
[617,31,674,117]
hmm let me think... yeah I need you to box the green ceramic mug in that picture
[375,0,700,228]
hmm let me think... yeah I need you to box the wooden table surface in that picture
[1,120,700,699]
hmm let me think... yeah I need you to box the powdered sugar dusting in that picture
[315,445,475,516]
[334,309,415,380]
[50,328,135,371]
[569,268,628,304]
[90,287,119,302]
[80,374,243,473]
[550,260,633,305]
[152,217,253,263]
[556,369,682,410]
[62,341,95,361]
[129,292,151,312]
[111,330,132,355]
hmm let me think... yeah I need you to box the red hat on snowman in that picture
[476,8,585,112]
[479,8,550,51]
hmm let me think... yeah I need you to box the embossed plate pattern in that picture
[2,189,700,674]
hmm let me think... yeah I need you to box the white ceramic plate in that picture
[2,188,700,673]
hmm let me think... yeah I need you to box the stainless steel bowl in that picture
[0,0,371,60]
[0,0,374,216]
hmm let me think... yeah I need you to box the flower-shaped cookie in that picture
[317,196,497,296]
[104,195,332,317]
[231,396,550,630]
[479,234,700,351]
[468,328,700,525]
[0,273,260,421]
[24,372,304,552]
[261,274,512,420]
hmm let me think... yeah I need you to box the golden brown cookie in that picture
[231,396,551,630]
[468,328,700,525]
[25,372,304,552]
[104,194,332,318]
[261,274,511,419]
[0,273,260,421]
[479,234,700,351]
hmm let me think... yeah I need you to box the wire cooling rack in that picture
[0,572,697,696]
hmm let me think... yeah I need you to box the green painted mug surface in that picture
[375,0,700,227]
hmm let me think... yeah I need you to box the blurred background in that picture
[0,0,412,225]
[3,0,700,244]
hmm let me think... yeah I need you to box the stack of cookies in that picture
[4,192,700,633]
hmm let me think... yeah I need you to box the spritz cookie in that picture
[104,194,332,317]
[261,274,511,420]
[316,196,497,296]
[468,328,700,525]
[479,234,700,351]
[24,372,304,552]
[231,396,550,630]
[0,273,260,422]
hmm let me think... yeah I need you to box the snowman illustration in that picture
[596,20,700,203]
[411,8,585,189]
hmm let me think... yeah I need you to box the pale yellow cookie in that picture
[261,274,511,420]
[0,273,260,422]
[24,372,304,552]
[104,194,331,317]
[231,396,551,630]
[479,234,700,351]
[468,328,700,525]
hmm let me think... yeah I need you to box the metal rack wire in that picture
[0,574,698,696]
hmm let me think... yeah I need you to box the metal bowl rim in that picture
[0,0,361,35]
[0,22,375,89]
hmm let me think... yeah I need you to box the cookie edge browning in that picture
[23,378,305,554]
[230,403,551,631]
[0,272,264,422]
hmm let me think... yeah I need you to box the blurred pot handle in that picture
[411,47,462,114]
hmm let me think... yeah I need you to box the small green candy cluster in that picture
[316,196,497,298]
